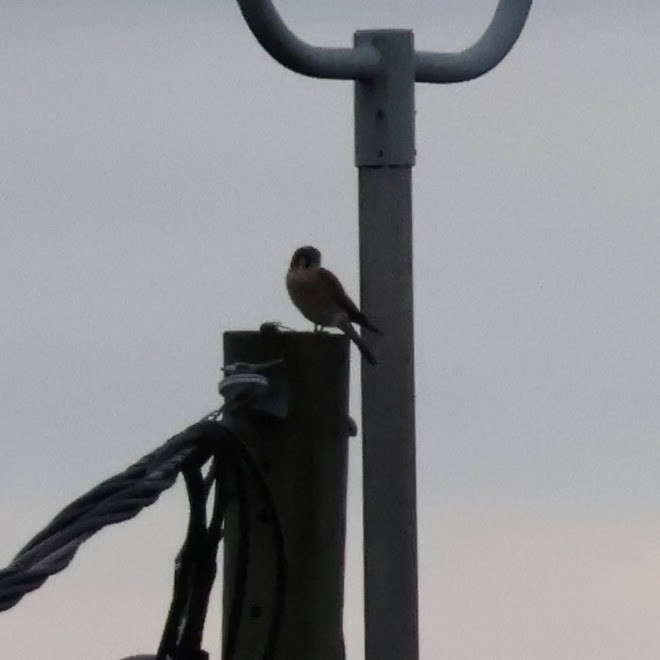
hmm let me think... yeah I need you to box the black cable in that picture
[1,415,287,660]
[178,457,227,656]
[0,421,222,613]
[156,466,208,659]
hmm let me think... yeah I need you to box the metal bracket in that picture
[354,30,415,167]
[219,359,288,419]
[235,0,532,83]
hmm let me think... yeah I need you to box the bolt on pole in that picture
[232,1,533,659]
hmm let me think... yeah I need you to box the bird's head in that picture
[290,245,321,270]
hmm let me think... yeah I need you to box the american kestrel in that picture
[286,245,382,365]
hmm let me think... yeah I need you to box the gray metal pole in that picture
[359,167,416,660]
[222,330,351,659]
[354,30,417,660]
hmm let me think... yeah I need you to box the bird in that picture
[286,245,382,365]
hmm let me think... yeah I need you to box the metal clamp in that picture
[219,359,288,419]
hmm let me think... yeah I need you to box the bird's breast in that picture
[286,268,341,326]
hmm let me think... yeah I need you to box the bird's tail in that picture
[338,319,377,365]
[351,309,382,336]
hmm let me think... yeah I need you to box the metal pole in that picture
[230,2,533,658]
[359,167,417,660]
[354,30,417,660]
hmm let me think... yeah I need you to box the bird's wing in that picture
[317,267,382,334]
[316,266,347,298]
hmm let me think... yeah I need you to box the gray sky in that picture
[3,1,660,658]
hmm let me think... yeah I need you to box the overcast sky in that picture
[3,1,660,658]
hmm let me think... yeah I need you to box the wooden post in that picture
[222,329,351,659]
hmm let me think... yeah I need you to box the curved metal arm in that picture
[235,0,382,80]
[415,0,533,83]
[236,0,531,83]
